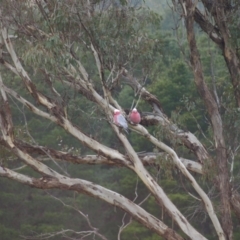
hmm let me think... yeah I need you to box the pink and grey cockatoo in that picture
[113,109,128,133]
[129,108,141,124]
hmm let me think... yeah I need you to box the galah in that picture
[113,109,128,133]
[129,108,141,124]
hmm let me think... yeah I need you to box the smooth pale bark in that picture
[131,123,224,239]
[123,71,209,163]
[0,63,129,168]
[0,21,223,239]
[0,166,183,240]
[1,38,203,166]
[1,31,206,239]
[71,52,208,238]
[0,82,184,240]
[81,45,207,237]
[2,83,128,166]
[66,67,209,165]
[103,121,207,240]
[0,137,203,173]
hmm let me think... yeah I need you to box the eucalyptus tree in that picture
[0,1,239,240]
[170,1,240,239]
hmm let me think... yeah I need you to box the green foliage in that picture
[150,60,193,114]
[0,224,19,240]
[84,7,162,73]
[149,55,207,135]
[168,193,192,208]
[228,3,240,51]
[1,0,240,239]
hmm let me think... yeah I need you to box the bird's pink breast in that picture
[113,114,118,124]
[130,112,141,124]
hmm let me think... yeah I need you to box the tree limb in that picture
[0,166,184,240]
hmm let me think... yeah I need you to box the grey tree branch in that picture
[0,17,218,240]
[122,70,209,163]
[0,166,184,240]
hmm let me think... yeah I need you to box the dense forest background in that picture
[1,0,240,239]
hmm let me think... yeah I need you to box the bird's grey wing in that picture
[118,114,128,129]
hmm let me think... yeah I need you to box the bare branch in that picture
[0,166,184,240]
[130,122,224,238]
[123,72,209,163]
[0,136,203,173]
[47,194,108,240]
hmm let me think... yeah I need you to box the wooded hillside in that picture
[1,1,240,239]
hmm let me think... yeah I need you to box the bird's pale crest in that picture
[114,109,120,114]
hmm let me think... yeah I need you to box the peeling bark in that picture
[0,32,208,239]
[181,0,232,239]
[123,72,209,163]
[0,137,203,173]
[130,123,223,239]
[0,5,228,238]
[111,122,207,239]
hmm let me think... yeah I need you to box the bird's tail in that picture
[124,128,129,134]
